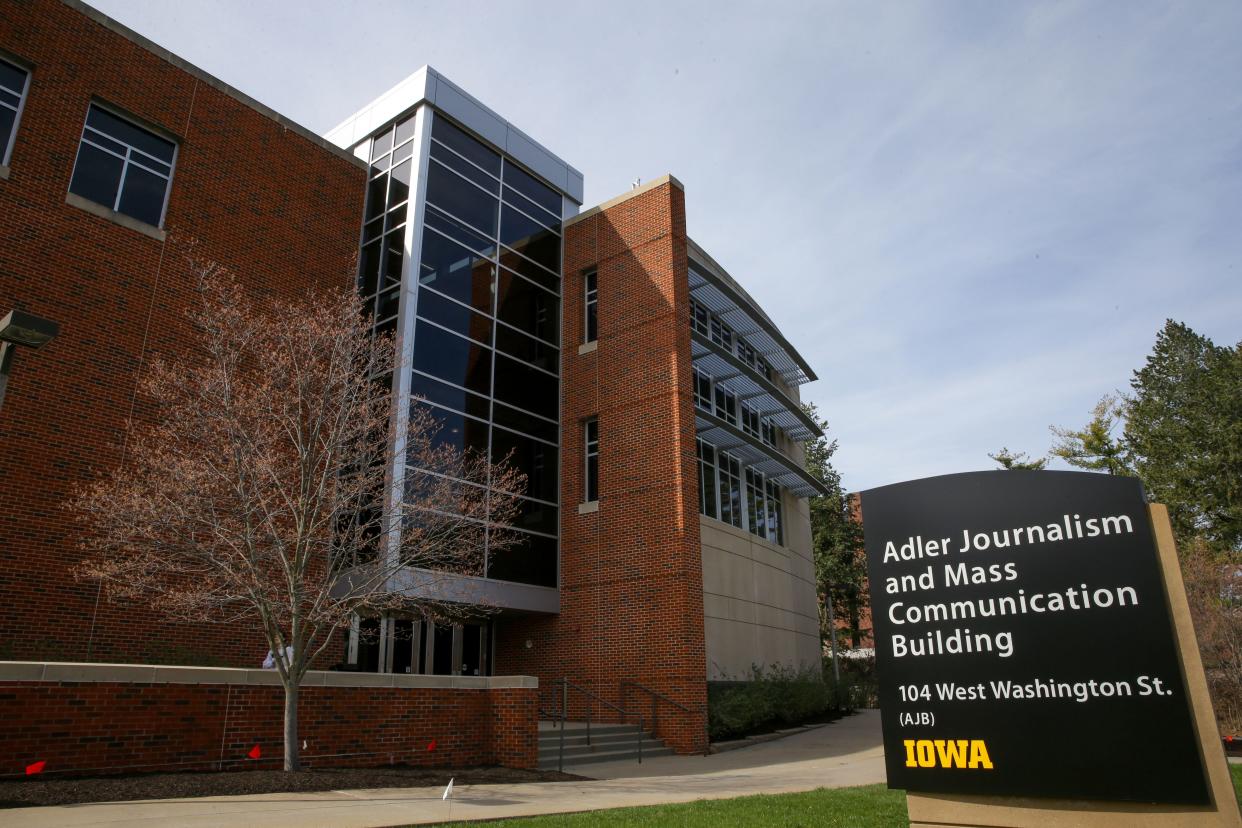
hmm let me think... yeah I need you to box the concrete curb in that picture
[710,721,830,754]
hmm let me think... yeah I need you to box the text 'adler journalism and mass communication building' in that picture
[0,0,826,758]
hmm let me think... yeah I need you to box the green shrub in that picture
[708,664,838,741]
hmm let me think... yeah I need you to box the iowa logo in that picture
[903,739,994,769]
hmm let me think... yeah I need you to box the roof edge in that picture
[686,237,818,383]
[64,0,367,169]
[564,174,684,229]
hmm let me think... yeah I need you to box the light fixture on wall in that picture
[0,309,59,412]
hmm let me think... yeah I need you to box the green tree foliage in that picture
[1125,320,1242,551]
[803,403,868,648]
[987,447,1047,470]
[1049,393,1134,476]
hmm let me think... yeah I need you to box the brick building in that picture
[1,0,826,761]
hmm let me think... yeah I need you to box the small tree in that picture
[987,447,1047,470]
[803,403,868,649]
[1049,393,1133,476]
[71,267,523,771]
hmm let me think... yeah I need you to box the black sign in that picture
[861,470,1207,804]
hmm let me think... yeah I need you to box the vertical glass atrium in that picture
[358,108,565,592]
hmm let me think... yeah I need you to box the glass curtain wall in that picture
[398,113,562,588]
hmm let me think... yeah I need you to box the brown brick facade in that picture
[495,180,709,754]
[0,674,537,777]
[0,0,366,666]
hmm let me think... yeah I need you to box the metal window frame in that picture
[583,268,598,344]
[0,54,32,167]
[583,416,599,503]
[68,100,178,228]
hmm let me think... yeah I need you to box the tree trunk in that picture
[283,682,300,772]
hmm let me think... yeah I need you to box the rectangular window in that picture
[584,269,598,343]
[746,469,767,540]
[690,299,710,337]
[0,58,30,167]
[766,480,784,545]
[714,384,737,425]
[741,403,761,438]
[69,103,177,227]
[710,316,733,350]
[761,418,778,448]
[718,452,742,529]
[697,438,718,519]
[693,368,713,412]
[584,418,599,502]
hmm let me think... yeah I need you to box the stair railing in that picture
[553,677,643,772]
[621,680,710,757]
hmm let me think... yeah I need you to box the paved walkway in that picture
[5,711,886,827]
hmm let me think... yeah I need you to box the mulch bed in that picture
[0,765,586,809]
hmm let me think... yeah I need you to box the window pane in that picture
[431,139,500,194]
[431,116,501,177]
[410,371,490,420]
[490,426,557,502]
[501,203,558,248]
[365,173,387,221]
[495,323,559,374]
[394,115,416,147]
[0,60,25,95]
[370,126,393,160]
[425,205,496,258]
[117,164,167,226]
[502,496,558,536]
[425,161,498,236]
[503,185,560,231]
[357,239,379,299]
[419,231,495,314]
[411,401,489,459]
[388,159,411,207]
[0,108,15,159]
[493,353,558,420]
[499,249,559,294]
[412,320,492,395]
[492,401,558,444]
[382,229,404,289]
[501,228,560,275]
[87,106,175,163]
[503,160,561,217]
[496,269,559,345]
[69,143,124,209]
[487,529,556,587]
[416,287,492,345]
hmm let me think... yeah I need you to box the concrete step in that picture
[537,720,671,769]
[538,744,676,769]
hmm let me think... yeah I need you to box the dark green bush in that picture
[708,665,839,741]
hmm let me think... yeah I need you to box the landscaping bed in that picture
[0,765,586,809]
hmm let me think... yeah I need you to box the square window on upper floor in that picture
[69,103,177,228]
[0,57,30,168]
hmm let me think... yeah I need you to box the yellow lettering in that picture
[903,740,917,768]
[916,740,936,768]
[968,740,994,769]
[935,739,969,768]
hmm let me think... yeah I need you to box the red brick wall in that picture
[0,1,365,666]
[495,180,708,754]
[0,678,537,776]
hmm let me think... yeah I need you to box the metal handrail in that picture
[552,677,644,772]
[621,680,710,756]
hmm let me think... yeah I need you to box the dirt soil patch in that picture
[0,765,586,809]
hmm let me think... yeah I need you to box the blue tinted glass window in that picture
[419,230,495,314]
[412,321,492,395]
[490,427,558,502]
[70,104,176,226]
[431,116,501,177]
[487,529,556,587]
[496,269,559,345]
[425,160,498,236]
[503,161,561,217]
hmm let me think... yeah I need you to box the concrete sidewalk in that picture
[4,711,886,827]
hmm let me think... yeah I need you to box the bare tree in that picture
[1181,538,1242,737]
[70,266,524,771]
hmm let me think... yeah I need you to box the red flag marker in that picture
[247,744,261,760]
[25,760,46,775]
[427,739,437,752]
[1228,736,1235,744]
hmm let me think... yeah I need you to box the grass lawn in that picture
[438,766,1242,827]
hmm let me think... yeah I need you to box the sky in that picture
[90,0,1242,493]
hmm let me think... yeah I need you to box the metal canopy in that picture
[696,411,828,499]
[687,263,815,387]
[690,335,821,442]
